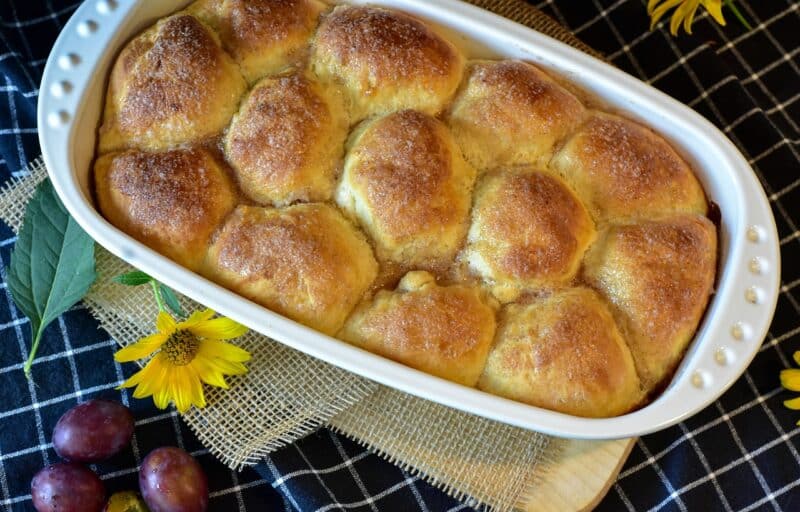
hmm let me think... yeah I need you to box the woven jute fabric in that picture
[0,3,604,510]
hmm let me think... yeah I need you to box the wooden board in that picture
[522,438,636,512]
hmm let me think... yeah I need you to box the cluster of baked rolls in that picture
[94,0,717,418]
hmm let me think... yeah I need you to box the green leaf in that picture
[113,270,152,286]
[159,283,185,318]
[7,179,96,377]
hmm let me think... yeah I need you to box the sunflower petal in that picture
[647,0,661,15]
[190,318,248,340]
[118,369,146,391]
[781,369,800,391]
[198,340,251,362]
[669,2,692,35]
[118,357,160,390]
[683,2,701,34]
[650,0,684,30]
[179,309,216,329]
[156,311,176,334]
[153,383,171,410]
[208,357,248,376]
[151,355,174,410]
[170,369,191,414]
[192,358,230,389]
[794,351,800,366]
[186,366,207,409]
[784,397,800,410]
[702,0,726,26]
[167,371,180,412]
[114,333,167,362]
[132,358,169,399]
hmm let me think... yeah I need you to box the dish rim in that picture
[37,0,781,439]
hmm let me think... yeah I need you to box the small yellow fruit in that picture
[103,492,150,512]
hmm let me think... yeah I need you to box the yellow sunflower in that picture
[648,0,726,35]
[781,351,800,423]
[115,309,250,413]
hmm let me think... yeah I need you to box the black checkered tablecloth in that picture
[1,1,798,511]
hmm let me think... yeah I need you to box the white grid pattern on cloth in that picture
[2,74,27,172]
[329,431,382,512]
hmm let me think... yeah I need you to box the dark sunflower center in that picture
[162,330,200,366]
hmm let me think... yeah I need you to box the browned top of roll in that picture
[204,203,378,335]
[219,0,320,52]
[224,72,347,205]
[466,60,582,127]
[337,110,475,267]
[211,205,351,286]
[489,173,581,277]
[584,214,717,390]
[465,169,595,301]
[94,147,236,270]
[188,0,325,82]
[316,5,456,83]
[121,16,223,131]
[311,5,464,119]
[594,215,716,341]
[477,288,641,417]
[357,111,452,237]
[227,74,322,179]
[551,112,707,222]
[339,271,497,386]
[352,276,493,359]
[448,60,586,169]
[99,14,246,152]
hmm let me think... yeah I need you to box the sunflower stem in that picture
[724,0,752,31]
[150,280,166,312]
[23,326,43,378]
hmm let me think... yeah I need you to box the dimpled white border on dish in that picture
[38,0,780,439]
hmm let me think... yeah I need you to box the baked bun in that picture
[478,288,641,417]
[464,168,595,303]
[583,215,717,391]
[311,5,464,120]
[98,14,247,153]
[187,0,325,83]
[339,271,497,386]
[224,71,348,206]
[448,60,585,170]
[203,204,378,335]
[94,147,236,271]
[336,110,476,269]
[550,112,707,222]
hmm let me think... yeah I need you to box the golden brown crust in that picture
[478,288,642,417]
[464,168,595,302]
[336,110,476,268]
[188,0,325,83]
[93,0,719,417]
[94,148,237,271]
[583,214,717,391]
[224,72,348,206]
[448,60,586,170]
[550,112,707,222]
[203,204,378,335]
[339,271,498,386]
[311,5,464,120]
[98,14,247,153]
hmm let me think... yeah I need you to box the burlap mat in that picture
[0,3,607,511]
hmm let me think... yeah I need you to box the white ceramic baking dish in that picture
[38,0,780,439]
